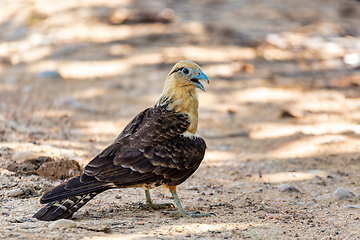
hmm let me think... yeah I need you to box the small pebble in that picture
[78,223,109,233]
[6,189,26,197]
[0,169,15,176]
[280,109,298,118]
[6,187,35,197]
[333,188,356,200]
[0,147,14,156]
[220,145,232,151]
[318,136,345,144]
[36,70,61,79]
[188,186,198,190]
[233,183,245,189]
[286,158,295,163]
[279,185,300,193]
[263,206,279,213]
[48,219,77,229]
[344,205,360,209]
[195,197,203,202]
[13,218,35,223]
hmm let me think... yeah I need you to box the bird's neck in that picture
[158,85,199,134]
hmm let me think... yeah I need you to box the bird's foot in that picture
[141,202,174,210]
[164,210,215,217]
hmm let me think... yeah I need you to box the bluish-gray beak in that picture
[190,71,209,92]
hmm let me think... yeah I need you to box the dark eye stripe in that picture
[170,67,184,75]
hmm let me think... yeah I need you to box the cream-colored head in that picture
[158,60,209,134]
[163,60,209,93]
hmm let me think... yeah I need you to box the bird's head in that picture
[164,60,209,92]
[159,60,209,134]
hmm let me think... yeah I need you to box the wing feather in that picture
[83,104,206,188]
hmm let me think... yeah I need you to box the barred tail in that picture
[33,175,113,221]
[33,191,102,221]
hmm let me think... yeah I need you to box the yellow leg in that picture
[141,189,174,210]
[166,186,215,217]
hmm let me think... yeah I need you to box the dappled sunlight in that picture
[202,62,254,78]
[294,91,359,113]
[3,141,89,161]
[32,109,74,118]
[58,53,164,79]
[0,83,17,92]
[9,46,52,65]
[347,110,360,122]
[232,87,302,103]
[249,123,300,139]
[204,150,241,166]
[72,87,109,100]
[300,123,360,135]
[164,46,256,62]
[155,222,252,236]
[82,222,256,240]
[54,24,177,43]
[127,53,164,65]
[268,134,360,159]
[107,44,133,56]
[59,59,132,79]
[249,170,327,183]
[77,120,128,141]
[203,150,266,168]
[262,47,345,61]
[268,136,319,159]
[49,45,254,79]
[250,122,360,139]
[2,0,131,17]
[1,1,360,239]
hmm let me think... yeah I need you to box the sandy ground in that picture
[1,0,360,239]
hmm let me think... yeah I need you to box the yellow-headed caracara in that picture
[33,60,212,221]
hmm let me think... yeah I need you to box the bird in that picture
[33,60,212,221]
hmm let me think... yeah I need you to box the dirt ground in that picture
[1,0,360,239]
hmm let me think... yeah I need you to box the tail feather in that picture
[40,175,107,204]
[34,176,113,221]
[33,191,101,221]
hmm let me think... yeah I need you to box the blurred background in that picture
[1,0,360,158]
[1,0,360,238]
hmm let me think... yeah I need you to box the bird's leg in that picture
[165,186,214,217]
[141,189,174,210]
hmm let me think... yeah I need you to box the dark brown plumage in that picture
[34,60,211,221]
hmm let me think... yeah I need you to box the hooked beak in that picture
[189,71,210,92]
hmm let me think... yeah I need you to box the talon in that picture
[165,187,215,218]
[189,211,201,215]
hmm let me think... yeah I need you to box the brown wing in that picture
[82,105,206,188]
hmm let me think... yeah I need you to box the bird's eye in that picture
[182,68,190,75]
